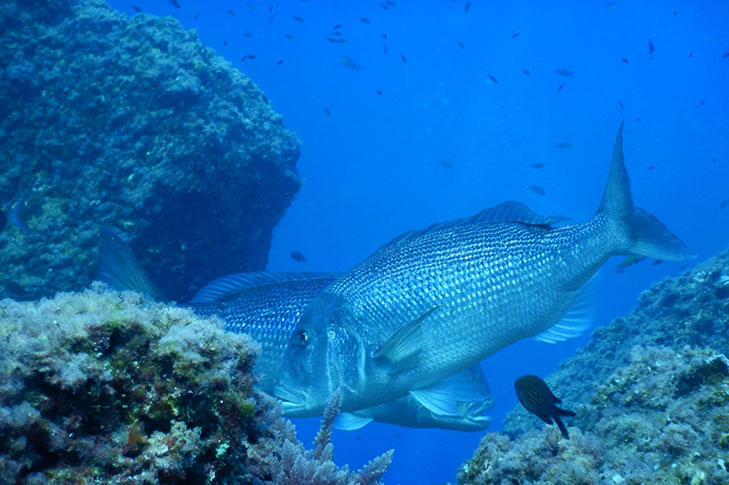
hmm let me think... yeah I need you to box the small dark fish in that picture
[267,13,276,24]
[227,9,236,16]
[284,34,294,39]
[635,117,641,122]
[338,56,364,72]
[223,40,228,47]
[723,52,729,59]
[652,259,663,266]
[333,31,343,36]
[689,50,693,58]
[9,195,31,234]
[291,251,307,262]
[383,44,388,54]
[131,5,141,13]
[438,160,454,169]
[556,142,573,149]
[323,107,331,116]
[556,82,564,92]
[243,30,253,38]
[194,10,199,19]
[380,3,389,9]
[711,157,717,163]
[512,32,520,38]
[531,163,545,169]
[555,67,573,77]
[354,435,363,441]
[292,15,305,22]
[648,39,655,58]
[605,1,615,5]
[621,57,629,63]
[382,33,388,40]
[515,375,575,439]
[386,0,396,5]
[647,165,654,170]
[376,89,383,95]
[673,10,677,15]
[246,2,253,11]
[618,101,625,109]
[717,199,729,213]
[327,38,347,44]
[276,59,284,65]
[169,0,180,8]
[522,69,532,76]
[699,100,705,106]
[528,185,546,196]
[333,24,342,29]
[240,54,255,61]
[359,17,371,24]
[401,53,407,63]
[487,74,498,84]
[464,1,471,12]
[458,41,465,48]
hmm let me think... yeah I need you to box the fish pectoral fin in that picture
[334,413,374,431]
[409,365,493,416]
[372,307,437,370]
[533,271,600,344]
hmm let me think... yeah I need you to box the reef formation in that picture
[0,0,300,301]
[459,250,729,484]
[0,286,392,484]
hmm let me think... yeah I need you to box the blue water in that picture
[111,2,729,483]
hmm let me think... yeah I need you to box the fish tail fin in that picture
[597,121,695,262]
[96,225,163,300]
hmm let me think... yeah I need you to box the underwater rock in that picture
[459,345,729,484]
[0,0,301,301]
[0,286,392,484]
[460,249,729,484]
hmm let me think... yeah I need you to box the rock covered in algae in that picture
[459,249,729,484]
[0,0,301,301]
[0,286,393,484]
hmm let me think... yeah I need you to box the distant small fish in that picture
[227,9,236,16]
[400,53,407,63]
[531,163,545,169]
[689,50,693,58]
[292,15,305,22]
[240,54,255,61]
[622,57,629,63]
[648,39,655,58]
[711,157,717,163]
[194,10,199,19]
[717,199,729,213]
[605,1,615,5]
[383,44,388,54]
[647,165,654,170]
[267,13,276,24]
[169,0,180,8]
[242,30,253,37]
[382,33,388,40]
[376,89,383,95]
[284,34,294,39]
[323,107,331,116]
[458,41,465,48]
[338,56,364,72]
[246,2,253,11]
[464,1,471,12]
[327,38,347,44]
[359,17,371,24]
[699,100,705,106]
[386,0,396,5]
[556,142,573,149]
[333,31,343,36]
[486,74,498,84]
[333,24,342,29]
[528,185,546,196]
[223,40,228,47]
[618,101,625,109]
[512,32,520,38]
[438,160,454,169]
[555,67,573,77]
[556,82,564,92]
[131,5,141,13]
[276,59,284,65]
[515,375,575,439]
[635,117,641,122]
[380,2,389,9]
[723,52,729,59]
[522,69,532,76]
[291,251,307,263]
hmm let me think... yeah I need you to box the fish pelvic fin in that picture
[597,122,695,262]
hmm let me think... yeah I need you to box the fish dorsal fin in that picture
[333,413,373,431]
[533,271,600,344]
[189,271,340,303]
[374,201,568,253]
[372,307,438,372]
[409,364,493,416]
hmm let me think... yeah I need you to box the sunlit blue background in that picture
[109,1,729,482]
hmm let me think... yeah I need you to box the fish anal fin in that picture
[334,413,373,431]
[533,271,600,344]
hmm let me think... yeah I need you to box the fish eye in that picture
[295,329,309,347]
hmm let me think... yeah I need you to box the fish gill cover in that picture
[0,0,300,301]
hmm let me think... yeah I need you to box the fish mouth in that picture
[272,384,309,416]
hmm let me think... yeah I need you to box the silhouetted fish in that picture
[522,69,532,76]
[291,251,307,263]
[717,199,729,213]
[292,15,305,22]
[401,53,407,63]
[515,375,575,439]
[131,5,141,12]
[557,82,564,92]
[458,41,465,48]
[555,142,573,149]
[531,163,545,169]
[359,17,371,24]
[227,9,235,16]
[169,0,180,8]
[555,67,573,77]
[486,74,498,84]
[438,160,454,169]
[323,107,331,116]
[528,185,546,196]
[464,0,471,12]
[512,32,520,38]
[622,57,629,64]
[724,52,729,59]
[648,39,655,58]
[338,56,364,71]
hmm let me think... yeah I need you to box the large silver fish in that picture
[274,123,696,417]
[97,237,493,431]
